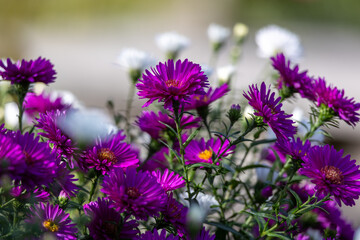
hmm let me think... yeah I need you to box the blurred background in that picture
[1,0,360,226]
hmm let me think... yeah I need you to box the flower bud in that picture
[233,23,249,44]
[227,104,241,124]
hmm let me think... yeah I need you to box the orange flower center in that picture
[165,79,180,88]
[43,219,59,232]
[126,187,140,199]
[321,166,344,185]
[98,148,117,164]
[198,149,213,161]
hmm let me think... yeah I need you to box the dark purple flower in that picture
[312,77,360,126]
[13,131,58,189]
[27,202,77,239]
[49,161,79,197]
[271,53,315,100]
[136,111,200,139]
[184,83,229,110]
[35,110,78,168]
[101,167,167,219]
[195,227,216,240]
[275,137,311,162]
[152,169,185,192]
[243,82,297,139]
[137,229,180,240]
[80,131,139,174]
[136,59,209,109]
[162,193,188,236]
[141,147,170,171]
[84,198,139,240]
[0,57,56,84]
[299,145,360,206]
[10,186,50,203]
[24,91,70,118]
[184,137,235,165]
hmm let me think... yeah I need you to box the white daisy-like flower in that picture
[216,65,236,84]
[255,25,302,60]
[155,31,190,55]
[115,48,155,72]
[233,23,249,43]
[4,102,19,128]
[207,23,231,45]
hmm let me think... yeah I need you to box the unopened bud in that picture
[227,104,242,124]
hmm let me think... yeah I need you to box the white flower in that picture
[255,162,278,183]
[255,25,302,60]
[216,65,236,84]
[50,90,84,109]
[207,23,231,45]
[4,102,19,128]
[115,48,155,72]
[155,31,190,54]
[233,23,249,42]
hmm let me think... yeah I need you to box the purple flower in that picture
[271,53,315,100]
[184,137,235,165]
[0,57,56,84]
[10,186,50,203]
[136,59,209,109]
[141,147,170,171]
[80,131,139,174]
[84,198,139,240]
[312,77,360,126]
[275,137,311,162]
[152,169,185,192]
[49,161,79,197]
[243,82,297,139]
[136,111,200,139]
[24,91,70,118]
[195,227,216,240]
[35,110,78,168]
[13,131,58,189]
[299,145,360,206]
[184,83,229,110]
[101,167,167,219]
[27,202,77,239]
[162,193,188,236]
[137,229,180,240]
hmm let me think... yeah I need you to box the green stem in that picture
[1,198,15,208]
[125,82,136,138]
[88,174,100,202]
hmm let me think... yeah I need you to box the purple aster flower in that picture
[10,186,50,203]
[152,169,185,192]
[184,137,235,165]
[162,193,188,236]
[84,198,139,240]
[141,147,170,171]
[299,145,360,206]
[26,202,77,239]
[137,229,180,240]
[312,77,360,126]
[49,161,79,197]
[271,53,315,100]
[195,227,216,240]
[13,131,57,189]
[243,82,297,139]
[0,133,26,182]
[136,111,200,139]
[101,167,167,219]
[184,83,230,110]
[0,57,56,84]
[35,110,78,168]
[24,91,70,118]
[136,59,209,109]
[80,131,139,174]
[275,137,311,162]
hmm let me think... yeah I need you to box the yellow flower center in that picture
[321,166,344,185]
[198,149,213,161]
[98,148,117,164]
[43,219,59,232]
[165,79,180,88]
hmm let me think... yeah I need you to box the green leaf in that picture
[205,221,241,236]
[288,187,302,208]
[187,162,220,170]
[267,232,291,240]
[183,127,201,148]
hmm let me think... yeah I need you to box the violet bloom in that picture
[84,198,139,240]
[184,83,230,110]
[312,77,360,126]
[152,169,185,192]
[243,82,297,139]
[27,202,77,239]
[137,229,180,240]
[162,193,188,237]
[101,167,167,219]
[0,57,56,85]
[10,186,50,203]
[141,147,170,171]
[49,161,79,197]
[13,131,57,189]
[24,91,70,118]
[196,227,216,240]
[80,131,139,174]
[35,110,78,168]
[275,137,311,162]
[271,53,315,100]
[136,111,200,139]
[299,145,360,206]
[184,137,235,165]
[136,59,209,109]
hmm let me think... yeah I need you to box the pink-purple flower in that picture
[152,169,186,192]
[299,145,360,206]
[243,82,297,139]
[0,57,56,85]
[137,229,180,240]
[136,59,209,109]
[275,137,311,162]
